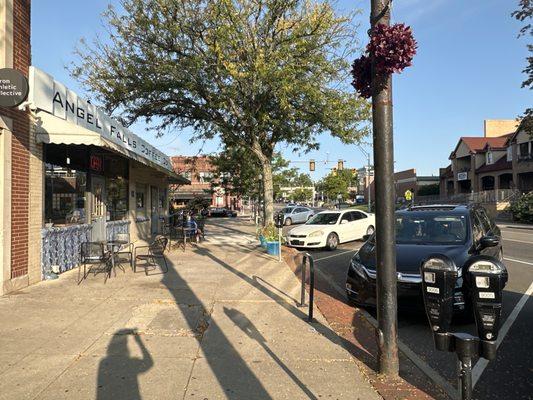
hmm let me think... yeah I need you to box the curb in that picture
[281,246,452,400]
[497,222,533,231]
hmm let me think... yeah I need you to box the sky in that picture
[31,0,531,179]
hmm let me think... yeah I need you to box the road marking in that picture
[314,249,357,262]
[503,257,533,266]
[502,238,533,245]
[472,280,533,387]
[313,268,460,400]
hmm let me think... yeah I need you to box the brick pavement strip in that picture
[282,247,451,400]
[0,218,381,400]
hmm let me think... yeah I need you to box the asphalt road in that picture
[282,221,533,400]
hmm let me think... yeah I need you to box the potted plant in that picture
[262,223,280,256]
[256,226,267,247]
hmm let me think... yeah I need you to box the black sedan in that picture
[346,204,503,315]
[208,207,237,218]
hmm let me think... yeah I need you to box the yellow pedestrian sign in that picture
[404,190,413,201]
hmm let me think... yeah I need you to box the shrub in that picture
[510,192,533,223]
[259,223,279,242]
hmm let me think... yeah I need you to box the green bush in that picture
[259,223,279,242]
[510,192,533,223]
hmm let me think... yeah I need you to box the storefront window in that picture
[45,164,87,225]
[106,177,128,221]
[136,184,146,211]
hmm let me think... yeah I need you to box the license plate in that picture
[426,286,440,294]
[291,240,303,245]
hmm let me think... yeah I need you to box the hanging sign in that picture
[0,68,29,108]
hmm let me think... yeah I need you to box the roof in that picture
[476,156,512,173]
[450,133,513,158]
[398,204,470,214]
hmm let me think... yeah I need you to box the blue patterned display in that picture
[41,220,130,278]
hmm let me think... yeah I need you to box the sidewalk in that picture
[0,219,380,400]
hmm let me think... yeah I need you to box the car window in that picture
[295,207,306,213]
[471,212,484,242]
[340,212,352,222]
[351,211,367,220]
[475,209,491,235]
[281,207,295,214]
[307,213,340,225]
[395,213,468,244]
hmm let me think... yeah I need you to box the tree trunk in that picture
[261,160,274,225]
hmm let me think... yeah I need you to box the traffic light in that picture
[351,168,357,175]
[309,159,315,172]
[337,159,344,170]
[332,167,337,176]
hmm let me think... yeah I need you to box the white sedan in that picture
[286,209,375,250]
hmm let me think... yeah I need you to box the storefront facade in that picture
[26,66,187,281]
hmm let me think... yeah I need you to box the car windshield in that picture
[282,207,295,214]
[306,213,340,225]
[395,213,468,244]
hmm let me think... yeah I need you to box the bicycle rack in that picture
[300,253,315,322]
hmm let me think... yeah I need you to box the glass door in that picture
[91,175,107,241]
[151,186,159,234]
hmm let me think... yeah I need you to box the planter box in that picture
[259,235,267,248]
[266,241,280,256]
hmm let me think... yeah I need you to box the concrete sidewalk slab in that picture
[0,218,380,400]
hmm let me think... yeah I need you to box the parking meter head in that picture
[420,254,458,335]
[274,212,284,228]
[465,256,507,342]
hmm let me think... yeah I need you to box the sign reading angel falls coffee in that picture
[28,66,173,172]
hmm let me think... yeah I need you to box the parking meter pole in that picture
[370,0,399,377]
[278,227,282,262]
[308,255,315,322]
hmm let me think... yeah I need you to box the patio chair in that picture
[196,219,206,241]
[113,232,134,268]
[133,235,169,275]
[79,242,111,284]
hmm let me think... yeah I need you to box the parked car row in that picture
[208,207,238,218]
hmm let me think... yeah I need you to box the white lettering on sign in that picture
[479,292,495,299]
[28,66,173,172]
[426,286,440,294]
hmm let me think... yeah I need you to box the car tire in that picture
[285,218,292,226]
[366,225,375,236]
[326,233,339,251]
[307,214,312,221]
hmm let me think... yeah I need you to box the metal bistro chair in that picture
[79,242,111,284]
[113,232,134,268]
[196,219,206,241]
[134,235,169,275]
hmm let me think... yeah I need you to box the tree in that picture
[318,169,357,201]
[291,188,313,202]
[512,0,533,136]
[71,0,370,224]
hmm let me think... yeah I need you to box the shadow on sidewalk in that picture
[96,329,153,400]
[223,306,319,400]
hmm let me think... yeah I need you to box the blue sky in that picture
[32,0,530,179]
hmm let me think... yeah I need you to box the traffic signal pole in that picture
[371,0,399,377]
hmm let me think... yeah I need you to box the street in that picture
[283,221,533,399]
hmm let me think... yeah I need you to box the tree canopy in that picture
[317,169,358,202]
[72,0,370,222]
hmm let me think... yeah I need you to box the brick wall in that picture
[0,0,31,280]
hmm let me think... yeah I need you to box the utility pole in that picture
[370,0,399,377]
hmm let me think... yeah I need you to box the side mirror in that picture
[340,219,348,225]
[480,236,499,248]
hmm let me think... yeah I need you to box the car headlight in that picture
[308,230,324,238]
[350,253,366,279]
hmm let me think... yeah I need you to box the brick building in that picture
[170,155,241,210]
[1,1,187,294]
[1,0,34,294]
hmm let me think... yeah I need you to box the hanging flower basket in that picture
[351,23,417,98]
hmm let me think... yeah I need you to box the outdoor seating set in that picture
[78,233,169,284]
[163,215,206,251]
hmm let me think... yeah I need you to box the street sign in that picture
[457,172,468,181]
[0,68,29,108]
[404,190,413,201]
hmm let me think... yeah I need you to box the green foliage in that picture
[510,192,533,224]
[291,188,313,202]
[187,196,211,213]
[259,223,280,242]
[71,0,370,223]
[417,184,440,196]
[317,169,358,201]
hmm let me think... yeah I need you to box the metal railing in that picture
[299,253,315,322]
[415,189,521,206]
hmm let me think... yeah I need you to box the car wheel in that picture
[326,233,339,251]
[366,225,375,236]
[285,218,292,226]
[307,214,312,221]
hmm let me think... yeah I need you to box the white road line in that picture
[502,238,533,245]
[472,280,533,387]
[314,249,357,262]
[504,257,533,266]
[313,268,460,400]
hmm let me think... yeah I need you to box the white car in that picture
[286,209,376,250]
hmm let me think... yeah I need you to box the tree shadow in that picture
[223,306,319,400]
[96,329,153,400]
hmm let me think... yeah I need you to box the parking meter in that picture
[274,212,284,228]
[465,256,507,345]
[420,255,458,344]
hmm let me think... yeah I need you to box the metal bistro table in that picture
[105,240,129,277]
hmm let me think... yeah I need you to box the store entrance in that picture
[151,186,159,234]
[91,175,107,241]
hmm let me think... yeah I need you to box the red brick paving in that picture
[283,248,451,400]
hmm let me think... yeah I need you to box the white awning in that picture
[35,111,189,184]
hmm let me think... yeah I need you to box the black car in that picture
[208,207,237,218]
[346,204,503,315]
